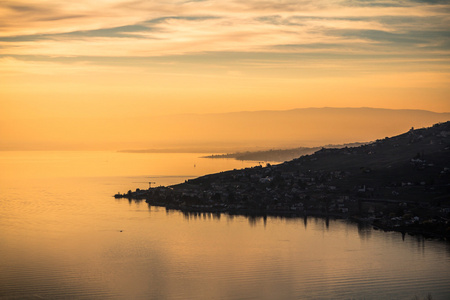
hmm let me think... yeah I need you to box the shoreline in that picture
[115,122,450,241]
[115,191,449,240]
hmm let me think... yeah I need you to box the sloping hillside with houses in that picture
[116,121,450,238]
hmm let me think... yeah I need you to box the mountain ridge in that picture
[168,107,450,117]
[125,107,450,151]
[4,107,449,151]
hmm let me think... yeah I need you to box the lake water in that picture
[0,151,449,300]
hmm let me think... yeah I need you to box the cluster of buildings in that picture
[115,121,450,238]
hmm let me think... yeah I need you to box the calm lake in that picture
[0,151,449,300]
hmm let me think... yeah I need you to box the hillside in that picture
[116,122,450,238]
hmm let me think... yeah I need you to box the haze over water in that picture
[1,151,449,299]
[1,0,450,152]
[2,0,450,298]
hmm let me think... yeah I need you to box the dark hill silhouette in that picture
[117,121,450,238]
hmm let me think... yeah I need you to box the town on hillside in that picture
[115,122,450,239]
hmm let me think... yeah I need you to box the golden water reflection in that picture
[1,151,449,299]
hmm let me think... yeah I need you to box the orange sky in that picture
[1,0,449,150]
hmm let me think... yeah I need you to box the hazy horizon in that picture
[2,0,450,151]
[2,2,450,298]
[1,107,449,152]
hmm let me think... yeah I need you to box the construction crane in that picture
[131,181,157,189]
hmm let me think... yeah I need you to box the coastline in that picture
[115,188,450,240]
[115,122,450,240]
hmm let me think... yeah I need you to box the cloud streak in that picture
[1,0,449,117]
[0,0,448,57]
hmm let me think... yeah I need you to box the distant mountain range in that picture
[121,107,450,152]
[7,107,447,151]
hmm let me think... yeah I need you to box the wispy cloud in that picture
[1,0,448,54]
[1,0,449,91]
